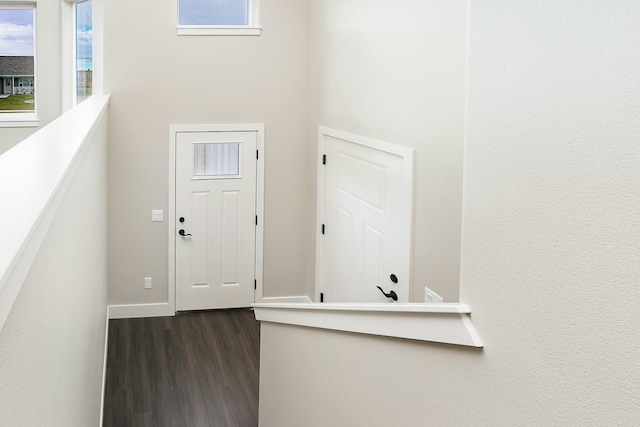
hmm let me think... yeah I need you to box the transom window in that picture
[177,0,260,36]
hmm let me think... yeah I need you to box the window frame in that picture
[73,0,92,104]
[176,0,261,36]
[62,0,98,111]
[0,1,38,128]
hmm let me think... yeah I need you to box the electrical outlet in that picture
[144,277,152,289]
[424,286,443,303]
[152,210,164,222]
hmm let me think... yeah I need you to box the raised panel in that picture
[337,151,385,211]
[221,191,240,286]
[335,208,353,301]
[362,223,383,301]
[191,192,210,288]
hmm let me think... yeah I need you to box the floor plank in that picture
[103,309,260,427]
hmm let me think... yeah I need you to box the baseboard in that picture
[260,296,313,303]
[99,306,109,427]
[108,303,172,319]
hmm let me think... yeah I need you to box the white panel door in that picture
[319,129,413,303]
[175,131,257,310]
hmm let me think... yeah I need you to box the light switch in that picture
[152,210,164,222]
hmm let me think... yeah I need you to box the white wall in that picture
[308,0,468,301]
[258,1,640,425]
[104,0,312,305]
[0,0,63,154]
[0,113,108,426]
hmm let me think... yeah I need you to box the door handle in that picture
[179,229,192,237]
[376,286,398,301]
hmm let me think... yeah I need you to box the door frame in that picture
[315,126,415,302]
[169,124,265,315]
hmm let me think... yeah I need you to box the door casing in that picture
[169,124,265,315]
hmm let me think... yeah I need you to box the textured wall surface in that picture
[0,115,108,426]
[104,0,312,304]
[308,0,468,301]
[258,1,640,425]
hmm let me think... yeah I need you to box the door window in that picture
[193,142,240,177]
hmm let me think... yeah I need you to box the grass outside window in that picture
[0,94,35,112]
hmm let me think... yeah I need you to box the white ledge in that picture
[0,112,39,128]
[252,302,483,347]
[0,95,110,332]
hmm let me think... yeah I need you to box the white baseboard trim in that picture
[260,296,313,304]
[99,306,109,427]
[108,303,172,319]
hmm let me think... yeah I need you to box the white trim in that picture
[254,126,265,303]
[168,124,265,314]
[0,117,38,128]
[61,0,74,112]
[99,306,109,427]
[0,95,110,332]
[108,303,172,319]
[168,127,177,315]
[177,26,261,36]
[176,0,260,36]
[261,296,313,304]
[314,128,325,301]
[0,3,37,124]
[0,1,35,8]
[424,286,444,303]
[315,126,415,302]
[253,303,483,347]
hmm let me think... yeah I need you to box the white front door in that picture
[175,130,257,310]
[317,128,414,303]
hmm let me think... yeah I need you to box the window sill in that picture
[0,113,39,128]
[252,302,483,347]
[176,25,262,36]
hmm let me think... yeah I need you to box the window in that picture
[75,0,92,103]
[0,3,36,122]
[177,0,260,36]
[194,143,241,177]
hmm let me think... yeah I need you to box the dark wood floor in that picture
[103,309,260,427]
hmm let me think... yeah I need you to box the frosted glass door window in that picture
[194,143,240,177]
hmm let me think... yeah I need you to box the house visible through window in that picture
[0,5,35,115]
[177,0,260,36]
[75,0,92,103]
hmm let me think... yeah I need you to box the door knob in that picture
[179,217,185,223]
[376,286,398,301]
[179,229,192,237]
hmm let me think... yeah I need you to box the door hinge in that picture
[254,280,257,290]
[322,154,326,165]
[320,292,324,303]
[321,224,325,235]
[256,215,258,226]
[256,150,259,160]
